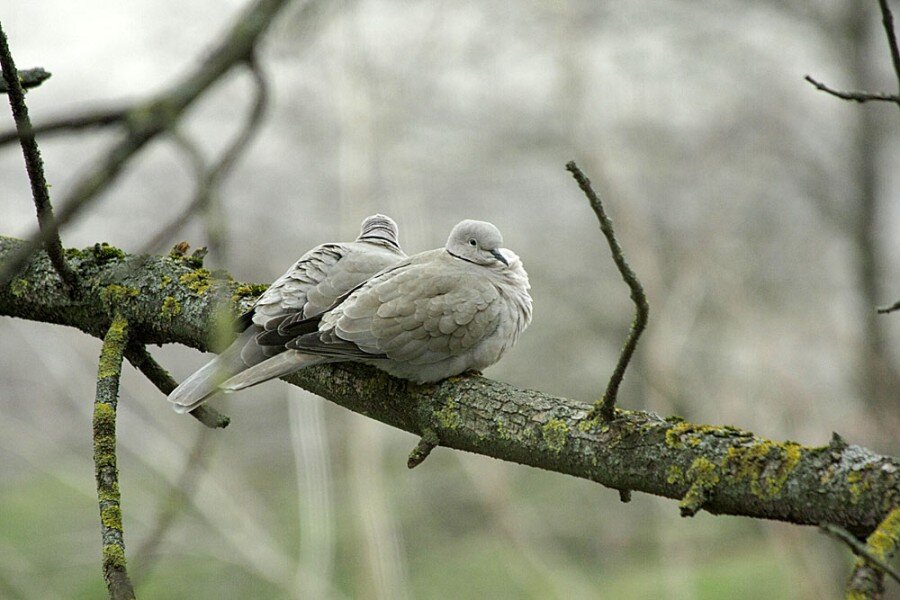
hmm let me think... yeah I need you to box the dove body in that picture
[221,220,532,391]
[167,214,406,413]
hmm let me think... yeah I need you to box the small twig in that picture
[0,106,128,146]
[822,521,900,588]
[0,23,78,291]
[618,489,632,503]
[92,314,136,600]
[0,0,295,287]
[877,0,900,95]
[566,161,649,422]
[0,66,50,92]
[804,75,900,105]
[407,429,439,469]
[124,343,230,429]
[877,299,900,314]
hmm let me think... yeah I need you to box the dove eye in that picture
[468,239,477,246]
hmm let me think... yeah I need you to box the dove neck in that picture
[359,235,401,250]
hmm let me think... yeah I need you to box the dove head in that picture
[446,220,509,267]
[357,214,400,249]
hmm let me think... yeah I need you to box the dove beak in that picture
[490,249,509,266]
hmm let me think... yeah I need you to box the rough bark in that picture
[1,235,898,539]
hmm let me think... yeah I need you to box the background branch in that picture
[0,22,78,290]
[0,0,296,287]
[804,75,900,105]
[565,161,649,422]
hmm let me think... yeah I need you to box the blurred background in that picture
[1,1,899,598]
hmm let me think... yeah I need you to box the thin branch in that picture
[878,0,900,95]
[0,0,295,287]
[92,314,135,600]
[878,299,900,314]
[0,22,78,290]
[565,161,649,422]
[843,507,900,598]
[804,75,900,105]
[822,523,900,585]
[0,66,50,92]
[0,106,129,146]
[124,343,230,429]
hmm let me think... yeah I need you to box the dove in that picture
[168,214,407,413]
[219,219,532,391]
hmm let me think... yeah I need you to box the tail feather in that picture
[167,328,258,414]
[220,350,325,392]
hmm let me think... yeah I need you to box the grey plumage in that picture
[221,219,532,392]
[167,214,406,413]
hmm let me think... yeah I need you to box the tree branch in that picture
[877,299,900,315]
[0,0,296,287]
[0,66,50,93]
[804,75,900,105]
[1,234,897,540]
[0,22,78,290]
[565,161,649,422]
[877,0,900,96]
[843,508,900,599]
[93,314,135,599]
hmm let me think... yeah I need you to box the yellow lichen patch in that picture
[232,283,268,301]
[102,544,127,569]
[495,417,513,440]
[665,422,708,449]
[435,402,461,430]
[97,317,129,379]
[542,418,569,453]
[667,465,684,485]
[179,268,212,295]
[10,278,29,297]
[100,284,139,305]
[866,507,900,560]
[687,457,720,488]
[100,505,123,531]
[161,296,182,320]
[724,440,802,500]
[847,471,874,505]
[160,275,172,289]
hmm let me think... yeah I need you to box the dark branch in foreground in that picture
[565,161,649,422]
[0,66,51,92]
[877,299,900,314]
[804,75,900,105]
[822,521,900,587]
[878,0,900,96]
[0,106,129,146]
[1,234,897,542]
[0,23,78,290]
[92,314,135,600]
[0,0,295,287]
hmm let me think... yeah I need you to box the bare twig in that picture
[124,343,230,429]
[565,161,649,422]
[0,66,50,92]
[804,75,900,105]
[878,299,900,314]
[878,0,900,94]
[92,314,135,600]
[822,523,900,586]
[0,106,129,146]
[0,0,295,286]
[0,23,78,290]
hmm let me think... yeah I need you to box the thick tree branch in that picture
[0,22,78,290]
[565,161,649,422]
[0,66,50,92]
[0,0,296,287]
[93,314,135,600]
[1,234,898,540]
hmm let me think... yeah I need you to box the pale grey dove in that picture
[219,219,532,391]
[168,214,407,413]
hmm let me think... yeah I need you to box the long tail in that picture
[167,328,258,414]
[220,350,325,392]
